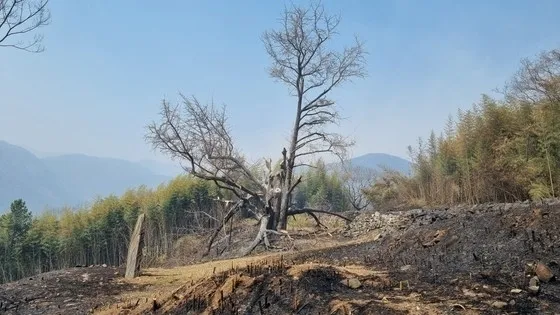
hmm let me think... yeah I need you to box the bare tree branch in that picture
[340,163,377,211]
[0,0,50,53]
[146,96,265,200]
[204,199,243,256]
[503,49,560,106]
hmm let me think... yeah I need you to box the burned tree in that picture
[263,1,367,229]
[146,2,366,255]
[0,0,50,52]
[146,97,282,255]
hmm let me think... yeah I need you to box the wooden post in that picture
[125,213,145,279]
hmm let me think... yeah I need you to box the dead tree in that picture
[0,0,50,52]
[341,164,377,211]
[504,49,560,106]
[263,1,367,229]
[146,2,366,256]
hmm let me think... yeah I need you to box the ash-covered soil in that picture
[1,201,560,314]
[149,201,560,314]
[0,265,146,315]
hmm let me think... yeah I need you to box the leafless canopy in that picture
[504,49,560,106]
[146,95,266,201]
[262,1,366,163]
[263,1,367,229]
[0,0,50,52]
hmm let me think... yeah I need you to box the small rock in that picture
[400,265,412,272]
[462,288,477,297]
[509,299,516,306]
[341,278,362,289]
[529,276,539,287]
[491,301,508,309]
[528,285,540,295]
[510,288,522,294]
[102,264,108,268]
[535,262,554,282]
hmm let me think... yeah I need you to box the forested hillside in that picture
[367,49,560,207]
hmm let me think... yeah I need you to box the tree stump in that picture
[125,213,145,279]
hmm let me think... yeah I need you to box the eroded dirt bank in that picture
[1,201,559,314]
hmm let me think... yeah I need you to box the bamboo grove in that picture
[367,48,560,207]
[0,164,353,284]
[0,175,219,283]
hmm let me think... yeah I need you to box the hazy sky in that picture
[1,0,559,163]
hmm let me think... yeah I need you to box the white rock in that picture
[341,278,362,289]
[491,301,508,309]
[528,285,540,295]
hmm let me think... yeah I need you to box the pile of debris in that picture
[341,210,411,238]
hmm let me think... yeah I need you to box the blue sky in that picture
[1,0,559,163]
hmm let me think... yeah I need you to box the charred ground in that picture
[1,201,559,314]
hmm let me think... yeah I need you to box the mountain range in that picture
[0,141,179,213]
[0,141,411,213]
[341,153,412,175]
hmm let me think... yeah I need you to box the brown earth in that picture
[1,201,560,314]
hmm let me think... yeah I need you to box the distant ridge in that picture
[0,140,411,213]
[344,153,411,175]
[0,141,172,213]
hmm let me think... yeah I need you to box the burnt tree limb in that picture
[287,208,351,222]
